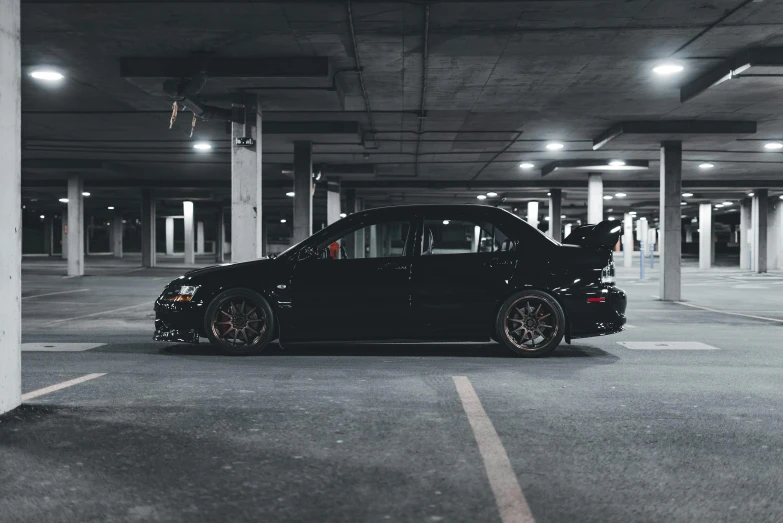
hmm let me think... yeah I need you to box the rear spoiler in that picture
[562,221,622,249]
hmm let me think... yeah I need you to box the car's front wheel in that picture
[495,290,565,357]
[204,288,274,355]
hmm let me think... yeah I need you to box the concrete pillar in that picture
[196,221,205,255]
[659,141,682,301]
[699,203,712,270]
[61,209,68,259]
[685,225,694,243]
[141,189,156,268]
[623,213,634,268]
[740,199,751,269]
[0,0,21,415]
[548,189,562,241]
[112,214,123,258]
[587,173,603,224]
[165,217,175,255]
[527,201,539,229]
[183,201,195,265]
[343,189,364,258]
[772,201,782,271]
[326,179,342,225]
[43,215,53,255]
[293,141,313,244]
[67,175,84,277]
[261,219,268,257]
[752,189,768,273]
[215,208,225,263]
[231,94,262,263]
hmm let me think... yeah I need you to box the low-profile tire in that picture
[495,290,566,357]
[204,288,274,356]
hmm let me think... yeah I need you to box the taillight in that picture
[587,297,606,303]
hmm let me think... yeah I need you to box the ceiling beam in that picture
[592,120,757,150]
[541,159,649,177]
[120,57,329,78]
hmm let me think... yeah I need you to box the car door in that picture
[410,212,518,339]
[287,215,416,341]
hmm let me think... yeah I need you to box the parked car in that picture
[154,204,626,357]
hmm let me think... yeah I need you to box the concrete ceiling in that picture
[19,0,783,223]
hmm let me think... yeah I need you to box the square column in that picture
[215,207,225,263]
[293,141,313,244]
[141,189,156,268]
[183,201,195,265]
[231,94,262,263]
[527,201,539,229]
[699,203,712,270]
[343,189,364,257]
[326,179,342,225]
[0,0,21,416]
[740,199,751,269]
[67,175,85,277]
[659,141,682,301]
[112,213,123,258]
[587,173,603,224]
[548,189,562,241]
[752,189,768,273]
[623,213,634,268]
[165,217,175,255]
[43,215,53,255]
[196,221,205,255]
[61,209,68,259]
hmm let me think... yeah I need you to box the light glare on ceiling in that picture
[545,142,564,150]
[82,192,90,197]
[280,219,287,223]
[682,193,694,197]
[519,163,535,169]
[476,195,487,200]
[699,163,714,169]
[653,63,684,75]
[486,192,498,197]
[340,213,347,218]
[193,142,212,151]
[764,142,783,150]
[286,192,295,197]
[615,193,626,198]
[59,198,68,203]
[29,69,64,81]
[603,195,613,200]
[609,160,625,167]
[107,206,114,210]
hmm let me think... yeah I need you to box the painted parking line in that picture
[617,341,720,350]
[44,302,151,326]
[22,373,106,401]
[22,343,106,352]
[22,288,90,300]
[675,301,783,324]
[453,376,535,523]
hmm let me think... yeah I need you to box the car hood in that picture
[177,258,275,283]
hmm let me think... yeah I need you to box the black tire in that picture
[204,288,275,355]
[495,290,566,357]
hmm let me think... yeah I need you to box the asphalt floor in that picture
[2,254,783,522]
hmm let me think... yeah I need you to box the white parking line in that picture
[22,288,90,300]
[453,376,535,523]
[22,373,106,401]
[44,302,151,326]
[675,301,783,324]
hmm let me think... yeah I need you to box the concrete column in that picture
[231,94,262,262]
[752,189,768,273]
[183,201,195,265]
[196,221,205,255]
[61,209,68,259]
[215,208,225,263]
[685,225,694,243]
[0,0,22,415]
[527,201,539,229]
[772,201,782,271]
[112,214,123,258]
[587,173,603,224]
[659,141,682,301]
[293,141,313,244]
[141,189,156,268]
[261,219,268,257]
[699,203,712,270]
[165,217,175,255]
[740,199,751,269]
[67,175,84,277]
[623,213,634,268]
[43,215,53,255]
[326,179,342,225]
[548,189,562,241]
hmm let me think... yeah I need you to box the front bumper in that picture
[153,299,203,344]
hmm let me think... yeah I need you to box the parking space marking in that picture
[22,343,106,352]
[618,341,720,350]
[675,301,783,324]
[453,376,535,523]
[22,288,90,300]
[44,302,151,326]
[22,373,107,401]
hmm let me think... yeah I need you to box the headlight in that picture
[164,285,200,302]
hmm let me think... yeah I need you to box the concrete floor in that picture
[3,256,783,522]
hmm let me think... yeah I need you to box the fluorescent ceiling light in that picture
[607,216,615,221]
[603,195,613,200]
[286,192,295,197]
[722,201,733,206]
[561,215,566,219]
[545,142,564,150]
[29,69,64,82]
[544,217,550,221]
[107,206,114,210]
[193,142,212,151]
[682,193,693,197]
[280,219,287,223]
[764,142,783,150]
[681,202,687,205]
[340,213,347,218]
[82,192,90,197]
[39,215,45,219]
[486,192,498,197]
[443,220,450,225]
[653,63,684,75]
[609,160,625,167]
[748,192,754,197]
[699,163,714,169]
[476,195,487,200]
[519,163,534,169]
[59,198,68,203]
[615,193,626,198]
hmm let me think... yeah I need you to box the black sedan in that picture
[154,204,626,357]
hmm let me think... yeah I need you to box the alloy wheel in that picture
[504,297,558,351]
[212,298,267,347]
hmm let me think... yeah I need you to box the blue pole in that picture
[650,246,654,269]
[640,241,645,280]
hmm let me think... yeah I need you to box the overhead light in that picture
[722,201,733,206]
[82,192,90,197]
[561,215,566,219]
[715,203,724,208]
[603,195,613,200]
[546,142,564,150]
[764,142,783,150]
[340,212,347,218]
[107,206,115,210]
[280,219,287,223]
[443,220,450,225]
[681,202,687,205]
[486,192,498,197]
[780,195,783,200]
[699,163,714,169]
[39,214,45,219]
[615,193,626,198]
[476,195,487,200]
[609,160,625,167]
[748,192,755,197]
[652,63,684,75]
[286,191,295,197]
[29,69,64,82]
[519,163,535,169]
[58,198,68,203]
[608,216,615,221]
[682,192,693,197]
[544,216,550,221]
[313,170,322,181]
[193,142,212,151]
[547,192,551,196]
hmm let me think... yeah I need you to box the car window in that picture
[317,220,412,260]
[421,218,514,255]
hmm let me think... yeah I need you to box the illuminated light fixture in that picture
[653,63,684,75]
[476,194,487,200]
[59,198,68,203]
[629,211,637,215]
[722,201,733,206]
[39,214,45,219]
[609,160,625,167]
[615,193,626,198]
[286,191,295,197]
[280,219,287,223]
[340,212,347,218]
[561,215,566,219]
[443,220,450,225]
[519,163,535,169]
[748,192,754,197]
[107,206,115,210]
[607,216,615,221]
[603,195,613,200]
[82,192,90,197]
[547,192,551,196]
[682,192,693,197]
[715,203,724,208]
[486,192,498,198]
[764,142,783,150]
[546,142,564,150]
[29,69,64,82]
[780,195,783,200]
[681,202,687,205]
[699,163,715,169]
[544,217,550,221]
[193,142,212,151]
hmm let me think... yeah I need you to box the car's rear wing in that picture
[562,221,622,250]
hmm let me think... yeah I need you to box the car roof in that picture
[349,204,513,217]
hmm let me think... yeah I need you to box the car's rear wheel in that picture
[204,288,274,355]
[495,290,565,357]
